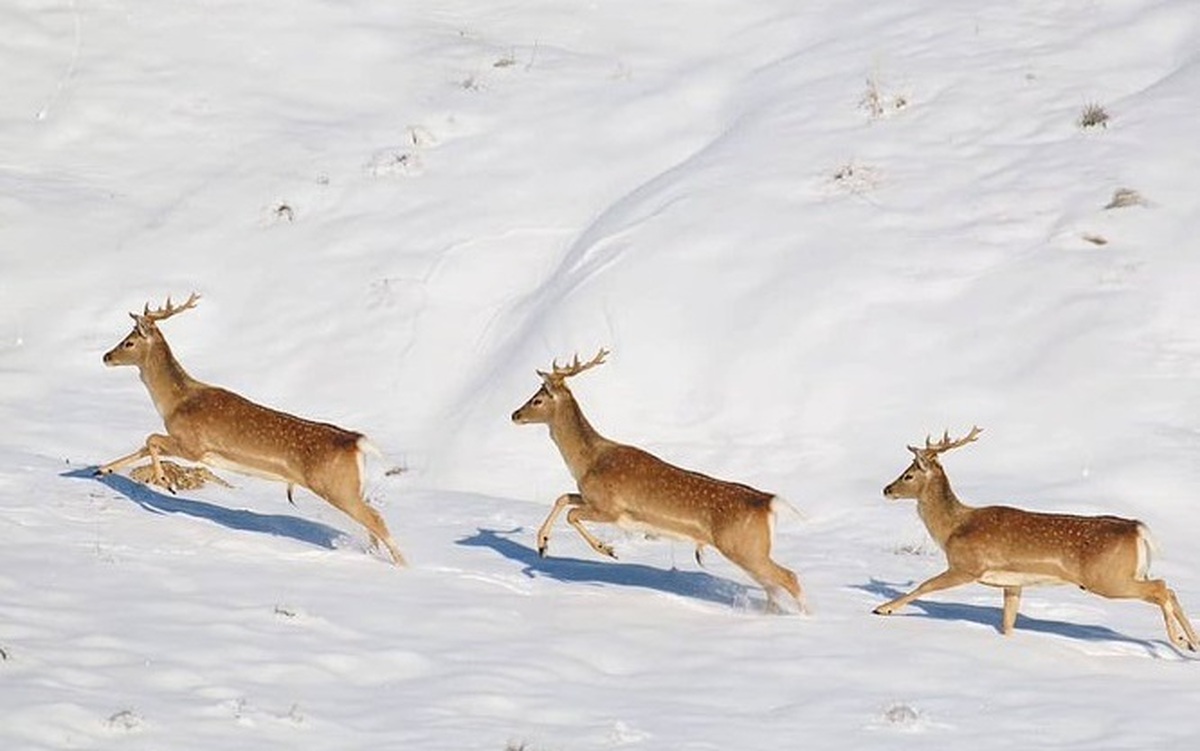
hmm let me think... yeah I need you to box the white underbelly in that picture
[201,453,289,484]
[979,571,1070,588]
[614,514,700,543]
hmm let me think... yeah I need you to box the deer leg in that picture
[1090,577,1196,651]
[326,490,406,566]
[873,568,976,616]
[97,446,151,475]
[144,433,190,492]
[1166,589,1198,651]
[565,505,620,560]
[1002,586,1022,635]
[535,493,583,557]
[723,547,806,614]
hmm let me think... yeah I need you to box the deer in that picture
[96,293,405,565]
[511,349,804,612]
[873,426,1197,650]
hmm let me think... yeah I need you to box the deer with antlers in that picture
[511,349,804,612]
[96,294,405,564]
[874,426,1196,649]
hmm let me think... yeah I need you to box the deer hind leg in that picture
[1091,577,1196,651]
[715,516,805,614]
[326,489,406,566]
[1165,589,1198,651]
[1001,586,1022,635]
[565,504,621,560]
[873,568,977,616]
[535,493,583,557]
[740,556,806,614]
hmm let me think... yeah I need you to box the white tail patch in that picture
[357,436,383,458]
[770,496,806,523]
[1135,522,1155,580]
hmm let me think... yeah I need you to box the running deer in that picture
[874,427,1196,649]
[511,349,804,611]
[96,294,405,565]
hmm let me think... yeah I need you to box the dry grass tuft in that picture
[1077,103,1109,129]
[130,461,233,491]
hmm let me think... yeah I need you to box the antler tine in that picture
[546,347,610,381]
[141,292,202,323]
[924,426,983,454]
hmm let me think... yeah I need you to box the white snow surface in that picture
[4,0,1200,748]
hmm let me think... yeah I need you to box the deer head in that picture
[103,293,201,367]
[884,426,982,500]
[511,348,609,425]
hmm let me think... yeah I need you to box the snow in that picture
[4,0,1200,748]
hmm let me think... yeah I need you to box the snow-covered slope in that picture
[3,1,1200,748]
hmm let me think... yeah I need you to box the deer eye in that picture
[123,340,135,348]
[904,473,914,481]
[532,397,544,406]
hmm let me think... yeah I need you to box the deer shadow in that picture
[854,578,1184,657]
[457,527,757,608]
[64,466,345,551]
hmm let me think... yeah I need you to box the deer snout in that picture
[511,408,525,424]
[883,482,897,499]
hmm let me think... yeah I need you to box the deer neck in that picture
[548,396,608,483]
[916,471,971,548]
[138,337,200,420]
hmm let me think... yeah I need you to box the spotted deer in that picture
[874,427,1196,649]
[97,294,405,565]
[511,349,804,611]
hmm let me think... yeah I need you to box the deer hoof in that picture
[537,545,548,558]
[873,605,894,616]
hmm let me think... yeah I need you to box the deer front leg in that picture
[1002,586,1022,635]
[873,568,976,616]
[143,433,193,493]
[536,493,583,557]
[97,446,152,476]
[566,505,621,560]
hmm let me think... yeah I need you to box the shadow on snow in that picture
[457,527,755,607]
[63,466,345,551]
[855,577,1181,657]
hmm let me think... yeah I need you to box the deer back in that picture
[168,385,365,488]
[580,444,774,545]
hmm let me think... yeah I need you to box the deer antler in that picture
[917,426,983,456]
[132,293,201,327]
[538,348,610,385]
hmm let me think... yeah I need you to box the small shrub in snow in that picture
[106,709,144,732]
[883,703,920,727]
[828,160,883,195]
[1077,102,1109,129]
[860,72,908,120]
[1104,188,1147,209]
[129,460,232,491]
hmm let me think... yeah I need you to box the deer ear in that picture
[909,447,931,471]
[129,312,151,337]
